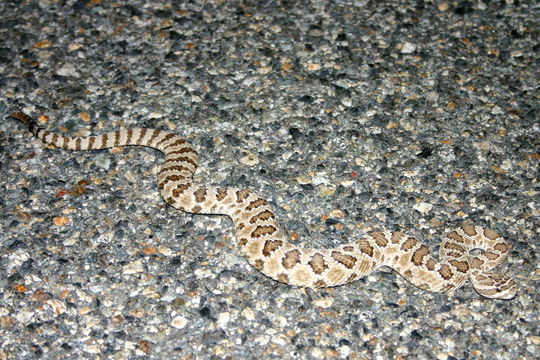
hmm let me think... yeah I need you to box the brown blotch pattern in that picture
[191,205,202,213]
[313,279,327,288]
[343,246,354,252]
[38,130,49,142]
[391,231,403,244]
[475,273,488,281]
[194,186,207,203]
[262,240,283,256]
[88,136,96,149]
[172,183,191,197]
[345,273,358,284]
[277,273,290,283]
[238,238,248,247]
[249,210,275,224]
[126,129,133,144]
[308,253,328,275]
[51,133,58,145]
[164,138,187,150]
[371,232,388,247]
[282,249,301,270]
[97,134,106,148]
[484,251,500,260]
[483,228,500,240]
[253,259,264,271]
[114,131,120,147]
[167,147,196,156]
[164,156,187,164]
[166,156,198,167]
[401,237,418,251]
[216,187,228,201]
[331,251,357,269]
[426,259,437,271]
[162,165,191,173]
[246,198,268,211]
[462,225,477,237]
[443,242,465,255]
[160,174,185,187]
[411,245,429,266]
[449,260,469,273]
[494,242,507,253]
[148,129,161,145]
[438,264,453,280]
[155,133,176,147]
[165,157,195,169]
[470,257,484,269]
[356,239,374,257]
[490,273,505,282]
[137,128,147,143]
[446,231,465,243]
[251,225,277,238]
[236,189,250,203]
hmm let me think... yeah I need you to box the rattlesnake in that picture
[9,111,517,299]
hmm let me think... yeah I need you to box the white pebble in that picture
[400,42,416,54]
[57,63,80,77]
[83,344,102,354]
[240,152,260,166]
[171,315,188,329]
[413,202,433,214]
[46,299,67,315]
[313,297,334,308]
[122,259,144,275]
[491,106,504,115]
[242,307,256,320]
[217,312,230,328]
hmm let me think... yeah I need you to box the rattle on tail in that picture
[9,111,517,299]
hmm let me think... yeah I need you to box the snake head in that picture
[470,270,517,300]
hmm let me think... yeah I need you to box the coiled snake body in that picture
[10,112,517,299]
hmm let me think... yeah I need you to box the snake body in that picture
[10,112,517,299]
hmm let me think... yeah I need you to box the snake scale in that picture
[9,111,517,299]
